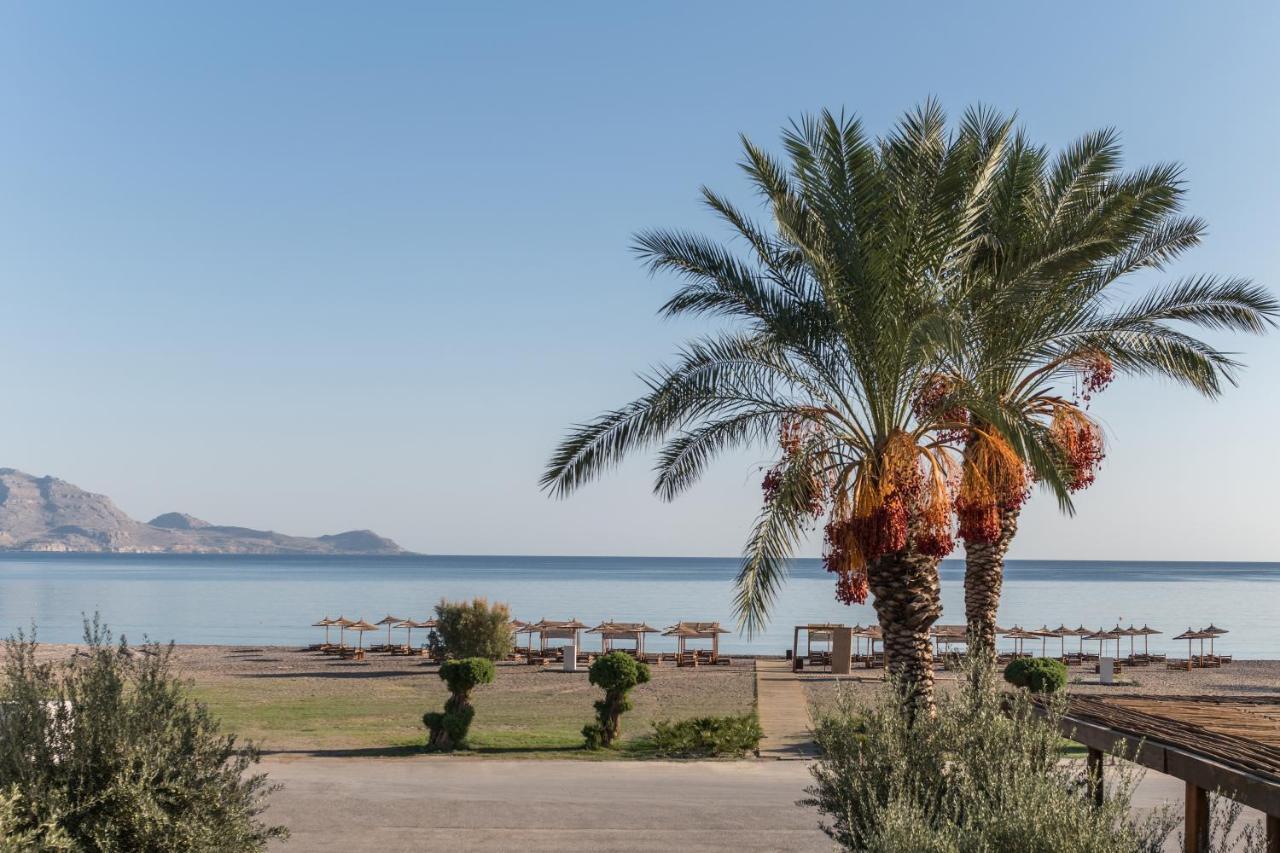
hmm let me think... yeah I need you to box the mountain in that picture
[0,468,407,555]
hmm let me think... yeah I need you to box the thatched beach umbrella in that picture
[1109,624,1139,658]
[1136,624,1162,656]
[1052,625,1074,658]
[1172,628,1209,669]
[395,619,433,649]
[312,616,337,646]
[1202,623,1228,658]
[1085,630,1121,658]
[346,619,377,650]
[1072,625,1094,656]
[334,616,354,648]
[376,615,405,647]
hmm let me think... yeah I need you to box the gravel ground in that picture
[801,658,1280,716]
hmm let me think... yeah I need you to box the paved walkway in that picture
[261,756,828,852]
[754,658,818,758]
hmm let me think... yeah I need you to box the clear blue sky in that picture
[2,2,1277,560]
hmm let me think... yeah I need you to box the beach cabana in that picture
[930,625,968,656]
[843,624,886,669]
[531,619,588,660]
[510,619,537,657]
[789,623,844,671]
[588,621,658,658]
[664,621,729,666]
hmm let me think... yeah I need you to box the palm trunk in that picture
[866,539,943,720]
[963,506,1020,665]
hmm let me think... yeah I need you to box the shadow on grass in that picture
[238,668,429,680]
[262,745,425,758]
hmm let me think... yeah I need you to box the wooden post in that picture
[1086,748,1104,808]
[1265,813,1278,853]
[1185,783,1209,853]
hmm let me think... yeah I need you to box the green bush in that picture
[583,652,650,749]
[0,619,286,852]
[1003,657,1068,694]
[433,598,513,660]
[806,660,1176,852]
[649,714,763,758]
[423,657,495,750]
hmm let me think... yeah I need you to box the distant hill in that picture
[0,468,407,555]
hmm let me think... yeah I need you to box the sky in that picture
[1,2,1278,560]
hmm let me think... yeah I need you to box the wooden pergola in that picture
[789,623,844,671]
[663,621,729,665]
[530,618,587,653]
[588,621,658,657]
[1047,695,1279,853]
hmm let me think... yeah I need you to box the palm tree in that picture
[543,104,1030,715]
[928,115,1278,660]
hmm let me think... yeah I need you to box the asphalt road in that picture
[261,756,830,852]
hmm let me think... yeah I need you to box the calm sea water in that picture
[0,554,1276,657]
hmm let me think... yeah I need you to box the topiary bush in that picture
[649,714,763,758]
[1003,657,1068,694]
[433,598,513,660]
[583,652,650,749]
[0,618,287,851]
[423,657,495,750]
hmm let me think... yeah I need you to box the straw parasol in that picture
[312,616,337,646]
[346,619,377,650]
[1136,624,1162,656]
[1172,627,1211,667]
[394,618,434,649]
[1201,623,1228,658]
[1085,629,1121,658]
[1072,625,1094,655]
[375,615,405,648]
[1051,625,1076,658]
[333,616,354,648]
[1108,623,1140,658]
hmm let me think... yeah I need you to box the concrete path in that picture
[754,658,818,758]
[260,756,827,852]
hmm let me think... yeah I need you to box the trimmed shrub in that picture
[583,652,649,749]
[0,619,286,851]
[423,657,494,750]
[433,598,513,660]
[806,659,1176,852]
[649,714,763,758]
[1003,657,1068,694]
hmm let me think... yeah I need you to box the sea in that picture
[0,554,1276,658]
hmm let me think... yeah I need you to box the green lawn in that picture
[190,661,755,758]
